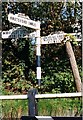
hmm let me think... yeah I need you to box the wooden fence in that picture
[0,92,81,100]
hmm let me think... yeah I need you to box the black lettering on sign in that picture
[18,18,21,22]
[49,36,53,41]
[52,35,57,40]
[29,22,36,27]
[44,36,48,41]
[10,16,27,25]
[10,17,14,20]
[21,19,23,23]
[58,34,64,40]
[23,20,27,24]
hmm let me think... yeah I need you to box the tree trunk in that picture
[65,41,81,92]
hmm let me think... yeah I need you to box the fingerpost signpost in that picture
[2,12,81,119]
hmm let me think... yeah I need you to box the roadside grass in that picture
[1,99,28,118]
[38,98,82,116]
[1,97,82,119]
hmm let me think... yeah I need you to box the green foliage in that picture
[64,34,78,45]
[2,38,33,94]
[41,70,76,93]
[2,100,28,118]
